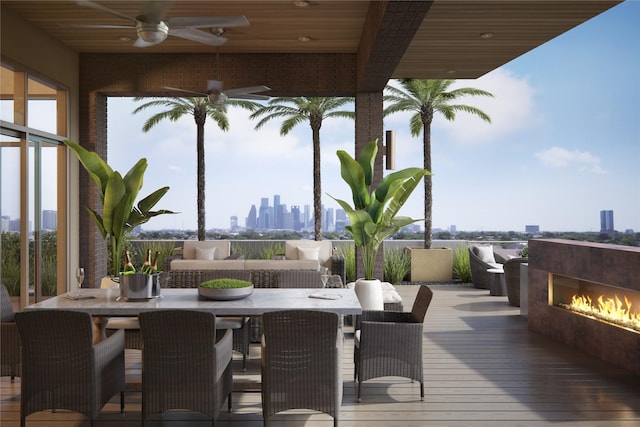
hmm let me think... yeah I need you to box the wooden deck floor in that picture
[2,284,639,426]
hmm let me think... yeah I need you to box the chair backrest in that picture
[16,310,94,354]
[410,285,434,323]
[263,310,339,358]
[139,309,218,352]
[1,285,15,323]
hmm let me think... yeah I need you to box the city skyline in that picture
[102,2,639,233]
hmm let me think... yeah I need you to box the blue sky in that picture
[107,1,640,233]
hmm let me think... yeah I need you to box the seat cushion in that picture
[105,317,140,330]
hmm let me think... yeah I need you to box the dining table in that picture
[24,287,362,339]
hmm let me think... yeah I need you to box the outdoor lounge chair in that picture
[15,310,125,427]
[469,245,503,289]
[503,257,528,306]
[354,285,433,402]
[261,310,343,427]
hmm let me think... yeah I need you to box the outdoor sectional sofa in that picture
[163,240,345,289]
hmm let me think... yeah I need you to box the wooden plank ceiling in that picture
[2,0,621,83]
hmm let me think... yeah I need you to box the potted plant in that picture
[63,140,175,284]
[330,139,430,309]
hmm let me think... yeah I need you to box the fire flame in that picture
[564,293,640,332]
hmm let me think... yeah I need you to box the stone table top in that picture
[24,287,362,317]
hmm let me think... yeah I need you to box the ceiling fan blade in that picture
[207,80,224,93]
[141,0,172,23]
[167,16,249,29]
[231,94,271,101]
[163,86,208,97]
[224,86,271,97]
[60,23,134,30]
[75,0,136,23]
[169,28,227,46]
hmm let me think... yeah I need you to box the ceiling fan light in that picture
[208,92,228,106]
[136,21,169,44]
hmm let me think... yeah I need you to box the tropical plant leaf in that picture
[137,187,171,214]
[102,172,126,235]
[358,139,378,187]
[337,150,370,209]
[63,140,113,196]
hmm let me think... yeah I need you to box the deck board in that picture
[2,284,639,426]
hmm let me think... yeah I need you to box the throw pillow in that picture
[475,245,496,264]
[298,247,320,261]
[195,246,216,260]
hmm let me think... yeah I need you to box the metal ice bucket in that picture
[118,272,161,300]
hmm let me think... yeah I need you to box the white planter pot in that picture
[354,278,384,310]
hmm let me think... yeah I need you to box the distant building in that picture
[230,216,238,231]
[600,210,614,233]
[42,210,57,230]
[525,225,540,233]
[245,205,257,230]
[449,224,456,233]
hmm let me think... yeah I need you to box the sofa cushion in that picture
[183,240,230,260]
[475,245,496,264]
[170,259,245,270]
[298,247,320,261]
[195,246,216,260]
[285,240,332,267]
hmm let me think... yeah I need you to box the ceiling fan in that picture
[164,80,271,106]
[164,46,270,106]
[73,0,249,47]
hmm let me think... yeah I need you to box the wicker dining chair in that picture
[15,309,125,427]
[1,285,21,383]
[138,310,233,426]
[261,310,343,427]
[354,285,433,402]
[164,269,252,371]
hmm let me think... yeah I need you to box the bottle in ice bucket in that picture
[123,250,136,275]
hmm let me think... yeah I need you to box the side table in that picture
[487,268,506,296]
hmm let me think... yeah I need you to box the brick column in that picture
[354,91,384,280]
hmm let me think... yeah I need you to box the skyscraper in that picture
[600,210,614,233]
[245,205,257,230]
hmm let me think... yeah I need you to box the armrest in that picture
[361,310,415,323]
[214,328,233,381]
[162,254,183,273]
[93,328,125,372]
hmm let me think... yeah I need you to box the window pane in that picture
[0,139,21,296]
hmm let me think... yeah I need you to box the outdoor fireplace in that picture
[550,274,640,333]
[528,239,640,375]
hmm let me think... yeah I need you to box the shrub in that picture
[384,248,410,284]
[338,244,355,283]
[259,242,285,260]
[131,241,176,272]
[453,246,472,283]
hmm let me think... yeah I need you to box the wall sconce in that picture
[384,130,395,170]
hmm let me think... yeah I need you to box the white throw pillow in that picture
[298,247,320,261]
[476,245,496,264]
[195,246,216,260]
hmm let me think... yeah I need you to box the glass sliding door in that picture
[0,62,68,306]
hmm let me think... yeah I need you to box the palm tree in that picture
[133,97,259,241]
[384,79,493,249]
[250,97,354,240]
